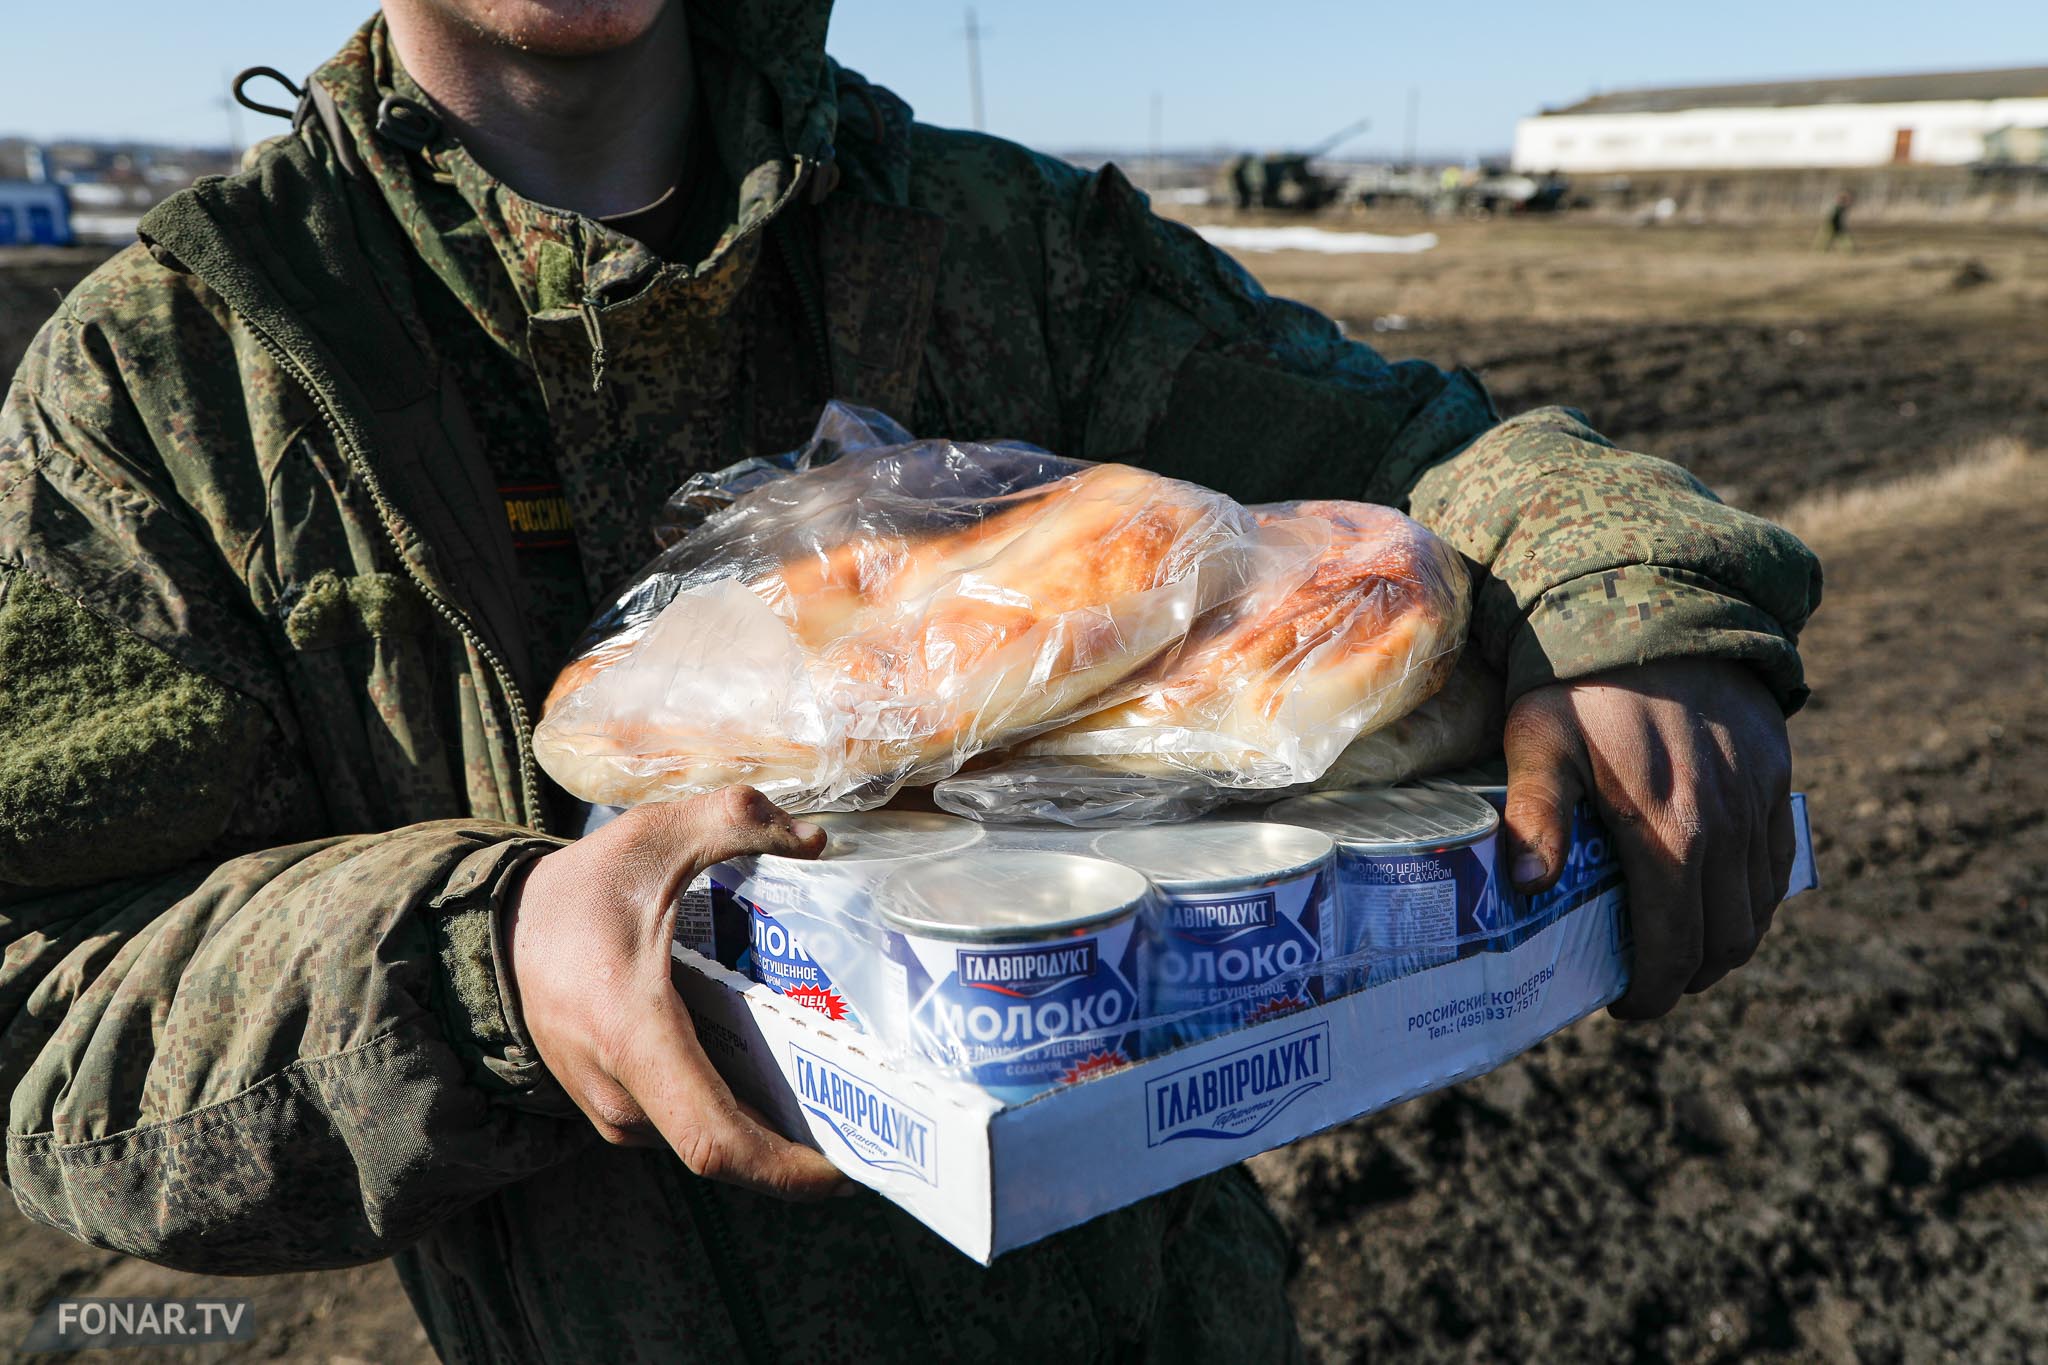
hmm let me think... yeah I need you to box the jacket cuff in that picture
[1504,563,1810,714]
[428,836,567,1101]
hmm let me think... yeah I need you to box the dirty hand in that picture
[1502,658,1795,1020]
[505,787,848,1198]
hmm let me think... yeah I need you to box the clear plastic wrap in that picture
[703,804,1594,1098]
[653,402,914,546]
[536,405,1474,816]
[931,501,1474,824]
[1298,649,1505,793]
[932,651,1504,826]
[536,404,1308,810]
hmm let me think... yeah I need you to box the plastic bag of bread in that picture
[536,405,1476,815]
[534,405,1310,811]
[934,650,1500,826]
[931,502,1475,823]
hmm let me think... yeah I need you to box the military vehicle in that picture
[1444,168,1572,215]
[1221,118,1372,212]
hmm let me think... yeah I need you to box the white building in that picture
[1513,67,2048,173]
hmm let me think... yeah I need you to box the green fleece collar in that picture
[306,8,838,355]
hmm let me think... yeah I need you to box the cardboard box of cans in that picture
[670,777,1816,1264]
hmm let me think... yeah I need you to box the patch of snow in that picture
[1193,225,1438,255]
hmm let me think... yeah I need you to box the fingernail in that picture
[791,821,823,841]
[1511,853,1546,887]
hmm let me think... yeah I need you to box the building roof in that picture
[1541,67,2048,118]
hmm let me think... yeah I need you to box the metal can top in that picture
[762,809,984,865]
[1266,785,1500,853]
[1091,821,1333,892]
[877,851,1151,942]
[1429,756,1509,800]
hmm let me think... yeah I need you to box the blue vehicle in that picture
[0,182,75,246]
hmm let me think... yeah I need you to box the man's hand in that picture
[505,787,849,1199]
[1502,659,1795,1020]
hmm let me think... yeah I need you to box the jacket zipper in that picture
[241,326,549,834]
[228,150,835,834]
[771,212,835,401]
[579,300,610,394]
[674,1173,776,1365]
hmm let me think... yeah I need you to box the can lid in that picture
[763,810,984,864]
[1267,785,1499,851]
[878,851,1150,941]
[1431,756,1509,795]
[1091,821,1333,889]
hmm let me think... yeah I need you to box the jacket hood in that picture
[689,0,841,164]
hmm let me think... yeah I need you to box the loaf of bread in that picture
[535,415,1476,817]
[534,458,1263,809]
[1012,500,1471,785]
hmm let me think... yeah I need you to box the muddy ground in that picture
[1,219,2043,1362]
[1237,217,2048,1363]
[1262,442,2048,1364]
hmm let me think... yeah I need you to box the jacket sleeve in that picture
[1,295,588,1273]
[913,141,1823,710]
[0,570,586,1274]
[1400,407,1822,710]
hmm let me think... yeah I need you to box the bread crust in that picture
[534,462,1253,807]
[1016,499,1471,780]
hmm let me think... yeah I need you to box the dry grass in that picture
[1775,436,2044,546]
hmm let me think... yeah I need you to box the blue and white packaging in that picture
[673,795,1816,1264]
[711,811,984,1028]
[881,851,1149,1103]
[1093,823,1335,1049]
[1267,787,1501,989]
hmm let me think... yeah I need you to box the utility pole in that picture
[224,69,244,161]
[1403,86,1419,167]
[963,8,987,132]
[1149,90,1163,193]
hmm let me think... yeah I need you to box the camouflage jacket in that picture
[0,5,1818,1362]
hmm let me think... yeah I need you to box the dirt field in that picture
[1239,217,2048,1363]
[2,218,2044,1362]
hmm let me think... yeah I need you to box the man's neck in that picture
[383,3,696,219]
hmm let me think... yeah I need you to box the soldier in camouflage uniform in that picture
[0,1,1819,1360]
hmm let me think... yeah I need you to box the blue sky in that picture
[3,2,2041,158]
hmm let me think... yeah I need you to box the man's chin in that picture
[428,0,674,58]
